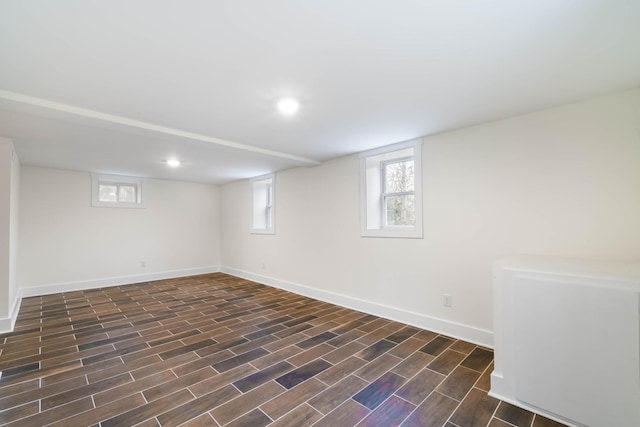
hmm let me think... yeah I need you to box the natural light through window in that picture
[359,139,422,238]
[251,174,275,234]
[92,174,145,208]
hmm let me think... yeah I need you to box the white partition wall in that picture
[491,255,640,427]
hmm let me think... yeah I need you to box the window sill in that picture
[251,229,275,235]
[360,228,423,239]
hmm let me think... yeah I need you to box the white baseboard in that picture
[5,266,493,348]
[488,385,581,427]
[0,293,23,334]
[18,266,221,299]
[220,266,493,348]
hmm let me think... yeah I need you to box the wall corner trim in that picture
[220,265,493,348]
[0,293,23,334]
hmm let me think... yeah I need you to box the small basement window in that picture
[359,139,423,238]
[91,174,145,208]
[251,174,275,234]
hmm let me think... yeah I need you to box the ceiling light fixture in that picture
[166,159,181,167]
[277,98,300,115]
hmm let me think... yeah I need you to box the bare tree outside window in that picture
[383,159,415,226]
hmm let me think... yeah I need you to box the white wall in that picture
[220,88,640,346]
[9,141,20,312]
[0,137,20,329]
[19,167,221,293]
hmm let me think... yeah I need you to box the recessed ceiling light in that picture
[166,159,181,167]
[277,98,300,115]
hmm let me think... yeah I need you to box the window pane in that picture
[118,185,136,203]
[385,194,415,226]
[99,184,118,202]
[385,160,414,193]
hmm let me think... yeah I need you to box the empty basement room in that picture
[1,1,639,427]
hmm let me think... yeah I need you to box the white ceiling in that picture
[1,0,639,184]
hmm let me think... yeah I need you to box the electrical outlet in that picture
[443,294,452,308]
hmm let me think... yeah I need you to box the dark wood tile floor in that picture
[0,273,567,427]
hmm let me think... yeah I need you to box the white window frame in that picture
[91,173,146,208]
[251,173,275,234]
[359,139,423,238]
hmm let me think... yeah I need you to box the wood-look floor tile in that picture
[322,341,367,365]
[211,381,285,426]
[101,388,193,427]
[156,384,239,427]
[385,327,420,344]
[249,345,300,371]
[413,329,438,342]
[6,396,94,427]
[0,378,39,395]
[42,372,131,411]
[0,401,39,424]
[475,362,493,392]
[356,395,415,427]
[460,347,494,372]
[356,339,397,362]
[177,413,218,427]
[315,355,368,386]
[93,369,176,407]
[309,375,368,414]
[0,374,87,411]
[449,387,500,427]
[129,353,195,380]
[268,403,322,427]
[355,353,402,382]
[357,318,390,333]
[436,365,481,401]
[133,417,161,427]
[395,367,446,405]
[449,340,476,354]
[352,371,406,410]
[172,350,234,377]
[296,331,338,349]
[287,343,333,367]
[0,361,40,379]
[0,273,543,427]
[427,349,466,375]
[274,322,314,339]
[358,327,397,346]
[48,393,147,427]
[232,361,294,393]
[263,331,311,352]
[489,418,515,427]
[400,391,458,427]
[494,401,535,427]
[312,399,370,427]
[532,414,570,427]
[158,338,216,361]
[387,337,428,359]
[212,347,269,373]
[275,359,332,389]
[391,351,434,379]
[225,409,272,427]
[261,378,327,420]
[419,336,455,357]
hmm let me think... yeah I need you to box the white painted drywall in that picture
[9,141,19,313]
[18,167,221,291]
[0,137,20,327]
[220,88,640,344]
